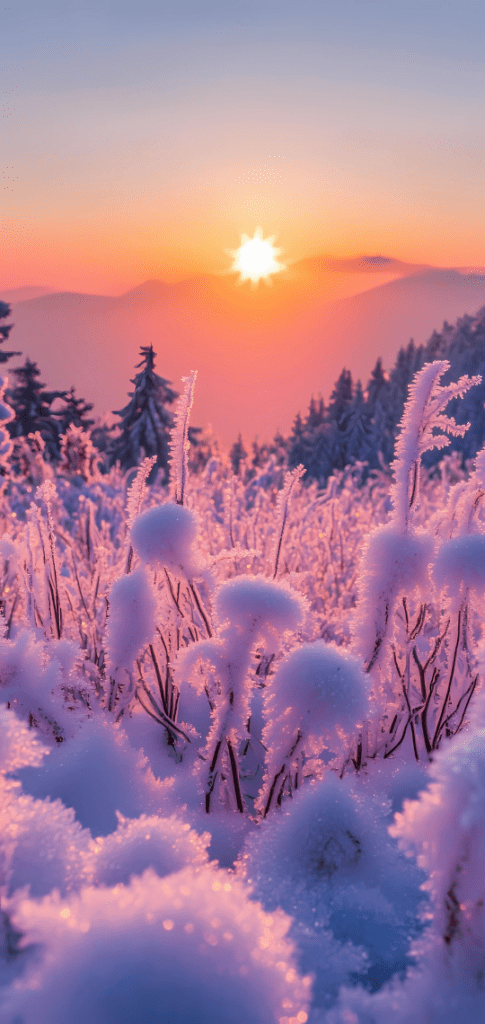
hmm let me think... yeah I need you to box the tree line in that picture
[2,296,485,483]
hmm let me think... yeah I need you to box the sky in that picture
[2,0,485,295]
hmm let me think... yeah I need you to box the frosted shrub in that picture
[12,430,52,483]
[326,719,485,1023]
[1,865,311,1024]
[258,642,368,816]
[59,423,97,481]
[0,375,14,476]
[177,576,305,813]
[349,362,483,767]
[242,773,424,1004]
[0,630,81,741]
[130,500,199,576]
[105,566,157,713]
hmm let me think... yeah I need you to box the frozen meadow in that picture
[0,362,484,1021]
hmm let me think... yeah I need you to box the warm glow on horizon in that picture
[228,228,285,286]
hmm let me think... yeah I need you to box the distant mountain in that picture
[2,286,54,304]
[4,260,485,446]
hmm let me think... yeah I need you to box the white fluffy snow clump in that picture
[243,773,424,1009]
[0,778,92,898]
[105,566,156,674]
[433,532,485,596]
[80,812,210,887]
[0,865,312,1024]
[264,640,368,743]
[0,631,80,741]
[16,717,172,836]
[0,703,48,773]
[353,524,434,667]
[258,641,368,816]
[215,573,305,640]
[325,723,485,1023]
[130,500,199,576]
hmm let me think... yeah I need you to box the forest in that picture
[0,299,483,1021]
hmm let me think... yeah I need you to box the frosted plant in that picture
[177,576,305,813]
[124,454,157,572]
[325,713,485,1022]
[271,464,305,578]
[354,361,480,671]
[105,566,157,714]
[12,431,52,484]
[59,424,97,481]
[0,375,14,477]
[257,641,368,816]
[35,479,63,639]
[0,865,312,1024]
[169,369,197,506]
[0,630,81,742]
[349,363,482,769]
[242,773,424,1010]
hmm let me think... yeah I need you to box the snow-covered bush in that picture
[0,360,483,1019]
[325,718,485,1023]
[0,865,312,1024]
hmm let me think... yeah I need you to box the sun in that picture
[228,227,285,286]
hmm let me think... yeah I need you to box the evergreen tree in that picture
[343,380,376,469]
[57,386,95,435]
[326,368,353,429]
[7,359,67,460]
[0,301,21,363]
[326,368,354,471]
[287,412,307,470]
[230,433,247,475]
[109,345,178,476]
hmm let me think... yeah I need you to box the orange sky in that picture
[2,2,485,296]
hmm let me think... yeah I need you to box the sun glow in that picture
[228,227,285,285]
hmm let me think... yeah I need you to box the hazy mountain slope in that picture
[5,264,485,445]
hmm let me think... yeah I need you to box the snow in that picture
[130,500,199,576]
[1,866,311,1024]
[433,532,485,594]
[106,566,157,674]
[0,356,484,1020]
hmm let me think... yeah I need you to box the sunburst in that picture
[227,227,285,286]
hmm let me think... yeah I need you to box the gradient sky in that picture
[2,0,485,295]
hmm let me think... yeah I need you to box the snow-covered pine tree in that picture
[109,345,178,477]
[229,433,247,475]
[0,301,21,364]
[326,367,354,471]
[57,386,95,435]
[343,379,377,470]
[7,358,67,461]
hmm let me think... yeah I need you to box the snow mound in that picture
[80,812,210,887]
[1,865,311,1024]
[16,717,173,836]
